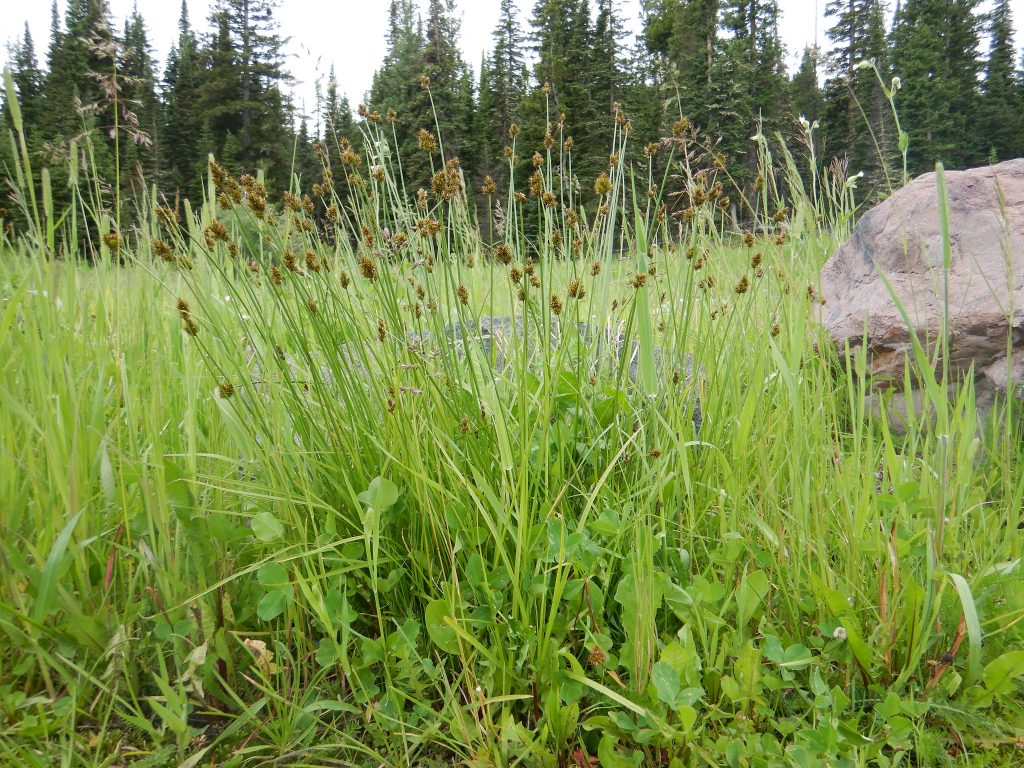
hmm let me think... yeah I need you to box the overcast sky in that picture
[4,0,1023,122]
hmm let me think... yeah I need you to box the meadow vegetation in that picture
[1,69,1023,767]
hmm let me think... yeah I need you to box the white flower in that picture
[833,626,848,640]
[891,76,902,91]
[855,59,874,71]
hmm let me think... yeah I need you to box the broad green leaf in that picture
[257,561,288,587]
[358,476,400,510]
[257,590,289,621]
[651,661,682,707]
[252,511,284,542]
[424,599,460,653]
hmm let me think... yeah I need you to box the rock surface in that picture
[819,159,1024,420]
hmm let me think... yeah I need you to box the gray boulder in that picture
[819,159,1024,425]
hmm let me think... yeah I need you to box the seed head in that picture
[417,128,438,152]
[377,318,387,342]
[630,273,647,289]
[672,118,690,137]
[307,299,318,316]
[734,275,750,294]
[218,381,234,399]
[743,232,755,248]
[456,283,469,305]
[594,172,612,197]
[532,152,544,168]
[542,191,557,209]
[751,252,763,269]
[564,136,574,153]
[340,270,351,289]
[514,191,527,205]
[152,239,174,262]
[590,261,601,277]
[543,132,555,150]
[550,293,563,315]
[359,255,379,282]
[419,75,431,89]
[495,244,512,265]
[481,176,496,195]
[508,123,520,139]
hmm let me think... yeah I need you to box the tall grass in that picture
[1,70,1023,767]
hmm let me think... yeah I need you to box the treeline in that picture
[2,0,1023,224]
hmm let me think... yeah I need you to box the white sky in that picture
[4,0,1023,122]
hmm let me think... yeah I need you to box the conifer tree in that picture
[163,0,204,201]
[979,0,1021,161]
[7,25,45,132]
[370,1,426,183]
[120,5,161,189]
[791,46,825,161]
[524,0,600,187]
[479,0,528,186]
[644,0,720,132]
[822,0,897,187]
[891,0,984,173]
[713,0,790,183]
[200,0,293,185]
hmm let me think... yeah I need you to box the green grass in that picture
[1,76,1024,767]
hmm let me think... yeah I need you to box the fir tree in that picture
[163,0,204,201]
[645,0,720,132]
[370,1,426,185]
[891,0,984,172]
[7,25,45,131]
[120,5,161,189]
[979,0,1021,161]
[791,46,825,162]
[822,0,897,188]
[713,0,790,183]
[479,0,528,187]
[200,0,294,184]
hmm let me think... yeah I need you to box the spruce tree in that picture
[713,0,790,183]
[979,0,1021,161]
[791,47,825,163]
[8,25,45,132]
[822,0,897,188]
[891,0,984,173]
[120,6,161,190]
[644,0,720,132]
[370,1,426,184]
[421,0,472,165]
[200,0,293,185]
[163,0,204,201]
[524,0,600,186]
